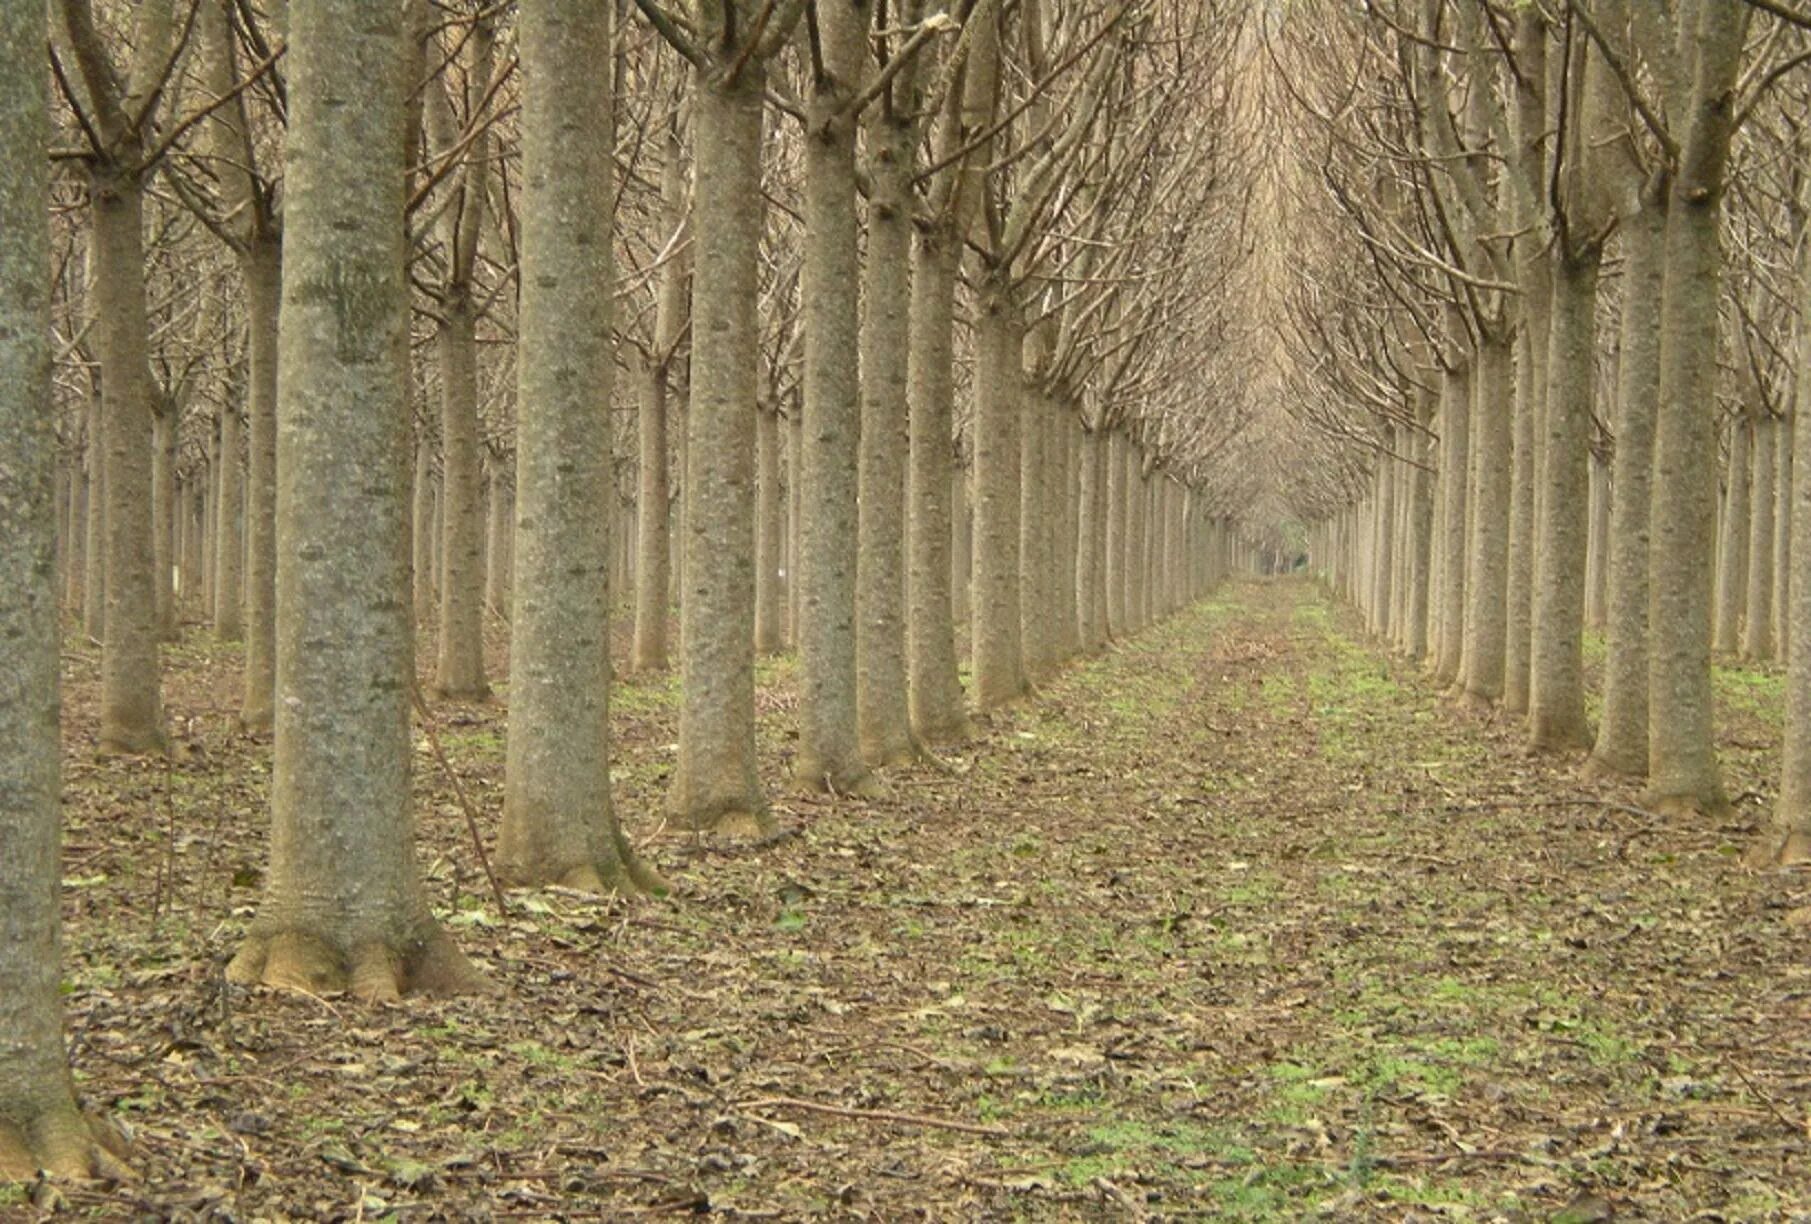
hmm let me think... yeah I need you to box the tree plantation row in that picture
[1266,3,1811,862]
[1,0,1259,1183]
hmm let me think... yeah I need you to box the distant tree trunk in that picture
[1713,416,1750,655]
[1105,430,1126,639]
[64,452,86,612]
[1432,365,1469,685]
[1743,413,1776,660]
[240,240,281,731]
[499,0,653,894]
[434,294,490,699]
[228,0,478,1000]
[670,52,770,837]
[755,402,784,655]
[0,2,128,1173]
[1018,385,1053,680]
[634,361,671,670]
[412,431,436,628]
[213,401,244,640]
[151,396,176,639]
[1461,336,1513,704]
[484,462,512,619]
[91,176,167,754]
[786,405,802,649]
[1585,448,1610,631]
[1076,425,1106,651]
[1776,408,1793,662]
[1590,194,1665,778]
[82,392,104,637]
[1406,389,1436,662]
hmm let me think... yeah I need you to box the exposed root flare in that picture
[914,717,977,748]
[95,726,169,759]
[227,925,487,1002]
[0,1105,132,1183]
[1580,752,1643,783]
[1748,828,1811,869]
[688,806,777,842]
[1639,789,1733,821]
[793,759,887,800]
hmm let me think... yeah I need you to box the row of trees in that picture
[3,0,1257,1180]
[1286,0,1811,864]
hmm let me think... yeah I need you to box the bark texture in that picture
[229,0,479,1001]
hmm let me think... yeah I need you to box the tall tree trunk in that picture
[1461,336,1513,704]
[151,397,176,639]
[240,240,281,731]
[634,362,671,670]
[228,0,477,1000]
[1743,413,1776,660]
[1427,363,1470,688]
[484,463,512,619]
[433,295,490,699]
[214,400,244,640]
[82,391,104,637]
[856,89,917,764]
[971,278,1025,709]
[754,402,784,655]
[1712,416,1750,654]
[412,431,436,628]
[1019,387,1053,679]
[91,176,166,753]
[1590,195,1665,777]
[1406,390,1436,662]
[1529,248,1600,749]
[794,0,872,794]
[904,229,971,741]
[1776,408,1793,663]
[670,58,770,836]
[1105,430,1126,639]
[1585,448,1610,631]
[1641,1,1748,813]
[0,2,127,1173]
[1761,267,1811,865]
[499,0,653,893]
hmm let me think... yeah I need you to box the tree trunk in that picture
[971,278,1025,710]
[433,296,490,699]
[1590,196,1665,777]
[1712,416,1750,654]
[1462,336,1513,703]
[1775,408,1793,663]
[213,400,244,641]
[91,174,166,754]
[1761,273,1811,864]
[484,463,512,620]
[412,431,436,629]
[0,4,127,1173]
[1528,248,1599,749]
[1427,363,1470,688]
[82,392,105,637]
[1019,387,1053,680]
[670,59,769,836]
[151,398,175,639]
[794,0,872,795]
[1585,448,1610,631]
[856,93,917,765]
[904,226,971,741]
[1105,430,1126,639]
[754,402,784,655]
[227,0,477,1000]
[634,362,672,670]
[240,239,281,731]
[499,0,653,893]
[1742,413,1775,660]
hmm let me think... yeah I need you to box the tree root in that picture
[227,925,486,1003]
[1747,828,1811,869]
[0,1105,132,1182]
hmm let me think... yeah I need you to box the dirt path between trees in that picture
[40,579,1811,1220]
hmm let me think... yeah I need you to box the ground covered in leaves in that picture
[25,578,1811,1221]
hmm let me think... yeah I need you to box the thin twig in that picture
[739,1095,1008,1137]
[408,680,510,918]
